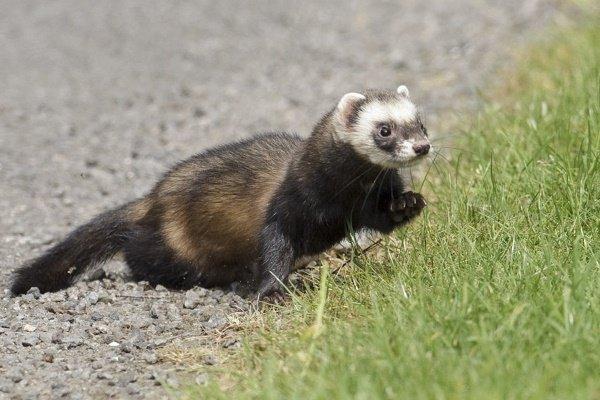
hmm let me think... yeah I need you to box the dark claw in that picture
[390,191,426,223]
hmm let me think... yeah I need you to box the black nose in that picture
[413,142,430,155]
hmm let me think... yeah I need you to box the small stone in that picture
[42,352,55,363]
[22,293,35,301]
[26,287,41,299]
[127,384,141,395]
[166,304,181,320]
[63,335,84,348]
[64,300,78,310]
[39,332,53,343]
[51,331,63,344]
[203,354,218,365]
[183,290,200,309]
[97,291,112,303]
[91,361,103,370]
[107,311,120,321]
[155,285,167,292]
[204,297,218,306]
[51,382,64,389]
[86,291,99,305]
[143,353,158,364]
[97,372,113,380]
[209,289,224,300]
[204,314,227,330]
[22,324,37,332]
[149,303,162,319]
[21,334,39,347]
[8,370,23,383]
[109,341,120,347]
[193,305,216,321]
[90,311,103,321]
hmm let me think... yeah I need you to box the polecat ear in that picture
[336,92,366,128]
[396,85,410,98]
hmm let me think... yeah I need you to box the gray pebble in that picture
[8,370,23,383]
[209,289,224,300]
[183,290,200,309]
[127,383,141,395]
[143,353,158,364]
[26,287,41,299]
[90,311,103,321]
[42,352,55,363]
[204,314,228,330]
[149,302,163,319]
[21,334,39,347]
[203,354,219,366]
[91,361,103,370]
[97,372,113,380]
[97,291,112,303]
[51,331,63,344]
[86,291,99,305]
[63,335,84,348]
[121,343,133,353]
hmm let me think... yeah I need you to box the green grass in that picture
[183,19,600,400]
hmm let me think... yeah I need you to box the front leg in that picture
[390,191,427,224]
[358,191,426,233]
[255,222,295,299]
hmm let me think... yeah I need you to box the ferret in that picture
[10,85,431,298]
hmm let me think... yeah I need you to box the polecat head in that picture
[333,85,431,169]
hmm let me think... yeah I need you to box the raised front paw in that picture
[390,191,427,223]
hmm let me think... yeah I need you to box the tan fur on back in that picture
[153,135,302,268]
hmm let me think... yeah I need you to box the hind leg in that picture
[123,228,201,289]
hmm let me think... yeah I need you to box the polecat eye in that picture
[420,123,428,136]
[379,125,391,137]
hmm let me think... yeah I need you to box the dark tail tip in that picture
[10,258,73,296]
[10,202,134,296]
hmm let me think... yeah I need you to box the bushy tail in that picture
[11,202,136,295]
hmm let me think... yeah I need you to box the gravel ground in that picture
[0,1,560,398]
